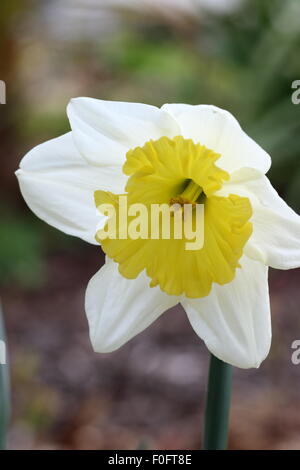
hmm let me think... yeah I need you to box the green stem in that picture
[0,304,10,450]
[203,354,233,450]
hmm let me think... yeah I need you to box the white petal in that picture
[162,103,271,174]
[16,132,126,244]
[217,168,300,270]
[67,97,180,166]
[181,256,271,369]
[85,259,178,352]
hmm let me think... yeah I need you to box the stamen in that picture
[180,180,203,202]
[170,180,203,207]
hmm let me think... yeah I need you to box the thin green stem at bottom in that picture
[202,354,233,450]
[0,305,9,450]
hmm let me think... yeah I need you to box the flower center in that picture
[170,179,203,208]
[94,136,253,298]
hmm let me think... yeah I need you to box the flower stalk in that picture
[0,305,9,450]
[203,354,232,450]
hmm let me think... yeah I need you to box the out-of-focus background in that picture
[1,0,300,450]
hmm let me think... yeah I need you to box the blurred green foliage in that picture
[0,209,45,288]
[0,206,88,287]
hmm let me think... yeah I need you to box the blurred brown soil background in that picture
[2,249,300,450]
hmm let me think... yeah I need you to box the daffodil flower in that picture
[16,98,300,368]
